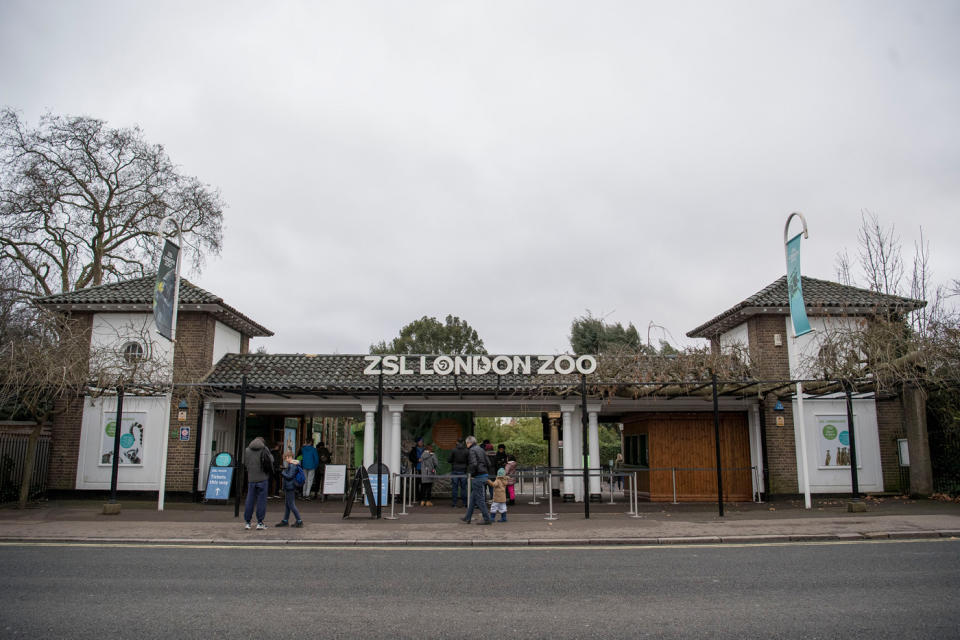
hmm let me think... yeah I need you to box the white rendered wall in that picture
[719,322,749,354]
[791,397,883,493]
[786,316,863,379]
[75,394,169,490]
[90,312,172,376]
[212,321,242,365]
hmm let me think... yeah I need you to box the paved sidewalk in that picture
[2,495,959,546]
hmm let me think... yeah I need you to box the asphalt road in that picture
[1,540,958,639]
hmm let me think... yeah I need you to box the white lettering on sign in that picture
[363,355,597,376]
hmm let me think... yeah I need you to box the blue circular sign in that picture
[214,452,233,467]
[119,433,135,448]
[838,430,850,446]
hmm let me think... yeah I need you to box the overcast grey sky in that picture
[2,1,958,354]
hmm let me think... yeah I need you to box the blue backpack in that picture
[294,465,306,487]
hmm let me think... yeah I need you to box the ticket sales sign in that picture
[363,354,597,376]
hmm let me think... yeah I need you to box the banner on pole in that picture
[785,232,813,337]
[153,239,179,340]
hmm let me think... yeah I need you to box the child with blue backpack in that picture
[276,452,304,528]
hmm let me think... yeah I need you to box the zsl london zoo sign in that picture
[363,354,598,376]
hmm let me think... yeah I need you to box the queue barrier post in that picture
[544,470,558,520]
[384,472,398,520]
[630,471,642,518]
[528,468,540,505]
[609,468,615,504]
[400,474,409,516]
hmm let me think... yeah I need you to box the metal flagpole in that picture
[784,212,813,510]
[157,216,182,512]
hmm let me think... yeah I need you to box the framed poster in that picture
[816,415,861,469]
[99,411,147,467]
[283,421,298,458]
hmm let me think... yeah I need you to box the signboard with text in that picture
[205,466,234,501]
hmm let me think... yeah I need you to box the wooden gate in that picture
[623,412,752,502]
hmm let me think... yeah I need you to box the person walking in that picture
[297,439,319,499]
[243,436,273,530]
[419,444,438,506]
[461,436,492,525]
[487,468,509,522]
[448,439,469,508]
[276,452,304,528]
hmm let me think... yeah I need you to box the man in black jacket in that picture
[461,435,492,524]
[448,440,469,508]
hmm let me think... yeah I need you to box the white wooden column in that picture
[588,406,601,499]
[197,403,215,491]
[571,409,583,501]
[561,405,575,500]
[361,403,377,469]
[388,404,404,493]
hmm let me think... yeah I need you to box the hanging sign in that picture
[363,354,597,376]
[785,233,813,337]
[152,239,180,340]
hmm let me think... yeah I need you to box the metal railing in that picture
[0,431,51,504]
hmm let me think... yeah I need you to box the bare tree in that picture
[835,249,856,286]
[0,108,224,302]
[857,210,904,295]
[0,305,172,508]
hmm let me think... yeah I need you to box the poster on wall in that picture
[99,412,147,466]
[283,419,298,457]
[816,415,861,469]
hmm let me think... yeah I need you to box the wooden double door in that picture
[624,412,753,502]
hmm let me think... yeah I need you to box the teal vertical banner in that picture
[786,232,813,337]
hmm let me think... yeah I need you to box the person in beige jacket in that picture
[486,468,509,522]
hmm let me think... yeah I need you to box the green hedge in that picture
[501,441,622,468]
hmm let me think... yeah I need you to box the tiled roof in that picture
[35,276,272,337]
[204,354,583,395]
[687,276,925,339]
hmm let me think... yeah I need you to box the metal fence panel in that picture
[0,432,51,503]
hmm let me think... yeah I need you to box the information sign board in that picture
[322,464,347,495]
[205,466,234,501]
[364,474,389,507]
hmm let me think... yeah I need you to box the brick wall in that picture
[47,312,93,490]
[876,396,906,492]
[747,315,799,494]
[164,312,216,493]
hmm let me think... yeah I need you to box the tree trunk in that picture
[18,422,43,509]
